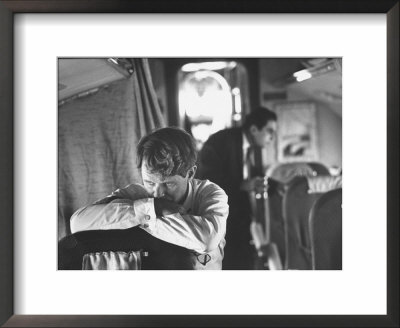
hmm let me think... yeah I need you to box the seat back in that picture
[82,251,142,270]
[58,226,194,270]
[307,162,330,176]
[265,161,330,268]
[282,175,342,270]
[266,162,316,184]
[266,178,287,266]
[309,188,342,270]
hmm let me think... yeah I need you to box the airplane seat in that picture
[307,162,330,176]
[58,226,194,270]
[309,188,342,270]
[82,250,142,270]
[282,175,342,270]
[266,162,316,184]
[265,162,331,269]
[265,178,287,266]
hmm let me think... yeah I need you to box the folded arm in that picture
[70,184,228,254]
[148,187,228,253]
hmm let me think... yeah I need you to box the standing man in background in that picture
[197,107,277,269]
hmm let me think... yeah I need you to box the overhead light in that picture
[289,59,339,84]
[108,58,118,65]
[181,61,237,72]
[107,58,134,76]
[293,70,312,82]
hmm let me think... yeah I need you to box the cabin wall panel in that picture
[286,89,342,168]
[259,59,342,169]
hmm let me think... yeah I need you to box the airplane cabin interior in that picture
[58,57,342,270]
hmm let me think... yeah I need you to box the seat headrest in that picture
[267,162,316,184]
[306,176,342,193]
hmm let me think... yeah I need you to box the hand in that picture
[153,198,186,216]
[240,176,267,193]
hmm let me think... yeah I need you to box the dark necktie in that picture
[244,147,254,179]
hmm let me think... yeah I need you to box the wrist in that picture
[133,198,156,229]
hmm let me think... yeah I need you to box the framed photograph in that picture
[0,1,398,327]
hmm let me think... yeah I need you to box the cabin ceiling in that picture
[58,58,342,117]
[58,58,126,101]
[287,70,342,117]
[259,58,342,117]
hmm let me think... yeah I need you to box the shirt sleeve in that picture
[70,183,229,254]
[70,197,156,233]
[142,184,228,254]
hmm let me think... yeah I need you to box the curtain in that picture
[58,59,165,240]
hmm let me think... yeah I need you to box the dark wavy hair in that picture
[136,127,197,178]
[242,107,277,131]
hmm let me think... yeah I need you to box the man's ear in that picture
[187,165,197,179]
[249,125,258,135]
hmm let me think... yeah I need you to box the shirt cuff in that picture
[133,198,157,231]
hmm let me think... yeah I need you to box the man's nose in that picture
[153,184,166,198]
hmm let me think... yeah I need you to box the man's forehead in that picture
[141,166,178,183]
[265,120,277,131]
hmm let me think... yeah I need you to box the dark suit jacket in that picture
[198,128,287,269]
[197,128,253,249]
[198,128,243,195]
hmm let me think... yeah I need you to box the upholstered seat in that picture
[264,162,331,268]
[267,162,316,184]
[282,175,342,269]
[58,226,195,270]
[309,188,342,270]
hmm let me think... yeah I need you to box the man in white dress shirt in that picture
[70,127,228,269]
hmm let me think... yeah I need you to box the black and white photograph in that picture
[58,58,343,271]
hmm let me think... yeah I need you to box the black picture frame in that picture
[0,1,398,327]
